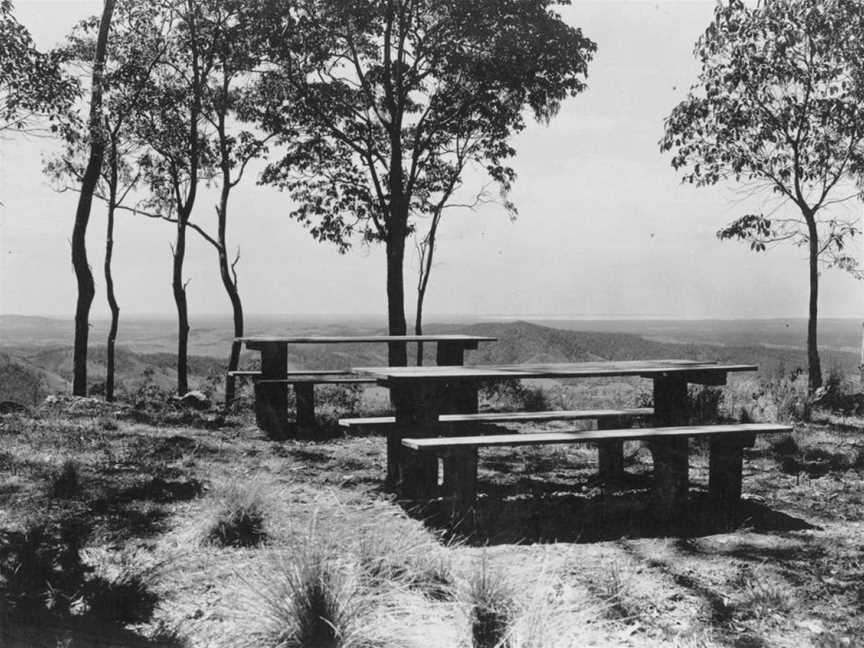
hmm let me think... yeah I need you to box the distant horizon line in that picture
[2,312,862,322]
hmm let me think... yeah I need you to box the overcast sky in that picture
[1,0,862,321]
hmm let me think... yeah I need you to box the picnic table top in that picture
[353,359,757,383]
[237,334,497,344]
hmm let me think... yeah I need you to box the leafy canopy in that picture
[251,0,596,250]
[0,0,78,133]
[660,0,864,273]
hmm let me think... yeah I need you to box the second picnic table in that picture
[235,334,496,435]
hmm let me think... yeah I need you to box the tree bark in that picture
[386,224,408,367]
[217,202,244,404]
[807,220,822,392]
[71,0,115,397]
[104,150,119,402]
[173,217,189,395]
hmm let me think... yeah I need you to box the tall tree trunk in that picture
[414,300,424,366]
[217,199,244,405]
[173,217,189,395]
[807,225,822,392]
[386,222,408,367]
[105,202,120,403]
[71,0,115,397]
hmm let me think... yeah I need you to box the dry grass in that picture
[3,389,864,647]
[205,480,269,548]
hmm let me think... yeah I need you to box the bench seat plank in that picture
[339,407,653,428]
[402,422,791,450]
[257,376,378,385]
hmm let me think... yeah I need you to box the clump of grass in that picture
[355,520,455,600]
[251,543,376,648]
[206,482,268,548]
[737,570,794,620]
[48,459,80,498]
[464,556,516,648]
[83,549,163,625]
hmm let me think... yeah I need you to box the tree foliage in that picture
[661,0,864,389]
[254,0,595,248]
[661,0,864,271]
[0,0,77,133]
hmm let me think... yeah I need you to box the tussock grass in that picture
[48,458,80,498]
[737,569,794,620]
[206,481,268,548]
[463,555,516,648]
[245,525,383,648]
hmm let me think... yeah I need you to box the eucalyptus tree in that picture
[0,0,77,135]
[47,2,167,400]
[661,0,864,391]
[70,0,116,397]
[252,0,595,366]
[130,0,220,395]
[200,0,274,405]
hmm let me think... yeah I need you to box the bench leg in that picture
[255,342,289,436]
[649,437,689,525]
[597,417,625,484]
[398,449,438,502]
[441,448,478,522]
[294,383,315,430]
[709,433,754,528]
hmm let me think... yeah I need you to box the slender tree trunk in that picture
[104,198,119,402]
[386,219,408,367]
[807,225,822,391]
[414,300,424,366]
[71,0,115,396]
[217,199,244,405]
[173,217,190,395]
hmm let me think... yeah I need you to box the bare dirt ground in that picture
[1,398,863,647]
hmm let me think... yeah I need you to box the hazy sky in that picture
[1,0,862,321]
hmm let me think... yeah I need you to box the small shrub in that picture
[0,517,91,616]
[738,572,794,620]
[688,386,723,423]
[84,552,161,625]
[253,545,374,648]
[49,459,80,499]
[465,557,516,648]
[206,483,268,547]
[481,379,550,412]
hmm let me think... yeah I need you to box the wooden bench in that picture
[399,422,792,525]
[338,407,653,429]
[251,374,378,428]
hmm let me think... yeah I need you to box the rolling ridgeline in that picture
[1,317,859,406]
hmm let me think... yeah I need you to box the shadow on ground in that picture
[0,517,186,648]
[410,488,818,545]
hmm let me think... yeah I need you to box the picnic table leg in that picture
[389,382,440,491]
[709,432,755,528]
[436,341,467,366]
[649,375,690,525]
[441,447,478,522]
[294,383,315,430]
[254,342,288,436]
[597,416,625,484]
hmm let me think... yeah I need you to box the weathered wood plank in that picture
[339,407,654,428]
[256,377,378,385]
[401,423,791,450]
[241,334,496,345]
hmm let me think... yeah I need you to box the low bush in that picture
[48,459,80,499]
[464,556,516,648]
[252,545,375,648]
[206,482,268,548]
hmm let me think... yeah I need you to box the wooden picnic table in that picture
[353,359,763,522]
[236,334,496,435]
